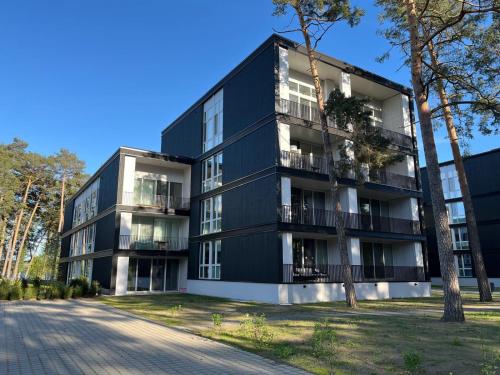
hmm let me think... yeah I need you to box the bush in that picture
[211,313,224,329]
[21,278,29,290]
[311,319,338,373]
[403,351,422,374]
[274,343,296,359]
[63,286,73,299]
[0,279,10,300]
[32,277,42,289]
[72,285,83,298]
[240,314,274,349]
[22,286,36,300]
[8,281,23,300]
[69,277,89,296]
[89,280,101,297]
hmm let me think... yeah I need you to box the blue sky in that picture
[1,0,498,173]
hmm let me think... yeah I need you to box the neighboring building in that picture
[421,148,500,287]
[60,34,430,303]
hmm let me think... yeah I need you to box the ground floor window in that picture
[127,258,179,292]
[199,240,221,279]
[292,238,327,269]
[451,226,469,251]
[67,259,93,283]
[362,242,393,279]
[457,253,473,277]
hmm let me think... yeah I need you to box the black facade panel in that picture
[62,199,74,233]
[92,256,112,289]
[471,195,500,223]
[223,44,276,139]
[464,151,500,197]
[190,161,203,199]
[223,120,277,183]
[58,262,69,283]
[161,106,203,158]
[60,236,71,258]
[222,174,278,231]
[95,213,116,251]
[98,156,119,213]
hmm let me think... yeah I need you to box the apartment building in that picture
[421,148,500,288]
[60,34,430,303]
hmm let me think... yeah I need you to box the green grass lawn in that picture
[100,289,500,375]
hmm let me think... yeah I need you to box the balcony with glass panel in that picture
[122,177,189,210]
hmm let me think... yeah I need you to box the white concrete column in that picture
[339,187,358,213]
[122,156,136,204]
[281,176,291,206]
[410,198,419,221]
[282,233,293,265]
[278,122,291,166]
[393,242,424,267]
[115,256,129,295]
[119,212,133,249]
[278,46,289,101]
[347,237,361,265]
[401,94,412,136]
[339,71,351,97]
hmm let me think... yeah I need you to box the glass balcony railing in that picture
[122,192,190,210]
[118,235,188,251]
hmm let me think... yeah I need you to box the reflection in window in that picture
[200,195,222,234]
[203,90,223,152]
[202,152,223,192]
[446,202,466,224]
[457,254,472,277]
[199,240,221,279]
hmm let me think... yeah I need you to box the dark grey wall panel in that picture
[60,236,71,258]
[92,256,112,289]
[62,200,74,233]
[98,156,119,213]
[161,107,203,158]
[223,44,276,139]
[223,121,277,183]
[95,212,116,251]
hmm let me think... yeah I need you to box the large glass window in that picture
[362,242,393,279]
[446,202,466,224]
[70,224,96,256]
[133,173,182,208]
[127,258,178,292]
[199,240,221,279]
[457,254,473,277]
[72,179,100,227]
[288,78,317,121]
[202,152,223,193]
[292,238,327,269]
[67,259,93,283]
[200,195,222,234]
[441,165,461,199]
[203,89,223,152]
[130,216,181,250]
[451,226,469,250]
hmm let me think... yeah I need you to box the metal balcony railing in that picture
[122,192,190,210]
[279,150,417,190]
[282,264,425,283]
[280,205,421,235]
[278,98,413,149]
[118,235,188,251]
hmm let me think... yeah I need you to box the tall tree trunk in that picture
[13,198,40,279]
[428,41,492,302]
[0,217,7,268]
[2,178,32,278]
[405,0,464,321]
[58,173,66,233]
[295,4,357,308]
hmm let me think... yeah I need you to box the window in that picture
[451,226,469,250]
[70,224,96,256]
[72,179,100,227]
[203,89,223,152]
[457,254,473,277]
[292,238,327,269]
[67,259,93,283]
[199,240,221,279]
[202,152,223,192]
[289,78,317,122]
[127,258,179,292]
[446,202,466,224]
[200,195,222,234]
[441,165,461,199]
[133,173,183,208]
[362,242,393,279]
[130,216,180,250]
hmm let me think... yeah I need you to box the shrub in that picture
[403,351,422,374]
[22,286,36,300]
[21,278,29,290]
[89,280,101,297]
[69,277,89,296]
[211,313,223,329]
[48,282,66,299]
[311,319,338,359]
[0,279,10,300]
[72,285,83,298]
[8,281,23,300]
[32,277,42,289]
[274,343,296,359]
[240,313,274,349]
[480,344,499,375]
[63,286,73,299]
[168,304,183,317]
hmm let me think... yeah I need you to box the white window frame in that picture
[199,240,221,280]
[446,201,466,224]
[70,224,96,256]
[457,253,473,277]
[72,178,100,227]
[202,152,223,193]
[200,195,222,234]
[203,89,223,152]
[441,165,461,199]
[451,226,469,251]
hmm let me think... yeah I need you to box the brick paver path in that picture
[0,300,308,375]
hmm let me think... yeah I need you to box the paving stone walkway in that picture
[0,300,309,375]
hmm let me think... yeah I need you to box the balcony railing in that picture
[280,205,421,235]
[278,98,413,149]
[122,192,190,210]
[283,264,425,283]
[279,150,417,190]
[118,235,188,251]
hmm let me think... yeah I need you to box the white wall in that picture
[122,156,136,201]
[392,242,424,267]
[187,280,431,304]
[115,256,129,295]
[278,122,291,153]
[281,176,291,206]
[389,197,418,220]
[119,212,133,249]
[432,277,500,288]
[282,232,293,264]
[279,46,289,101]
